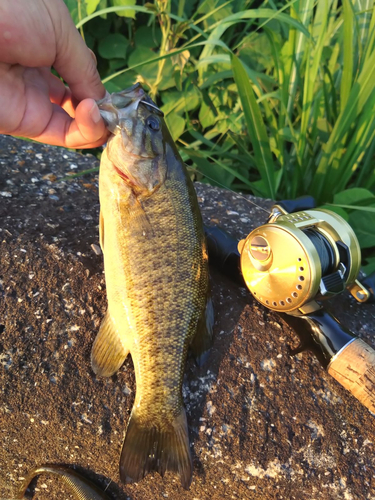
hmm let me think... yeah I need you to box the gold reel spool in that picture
[239,209,363,314]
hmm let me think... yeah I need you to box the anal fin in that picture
[190,294,214,367]
[91,311,129,377]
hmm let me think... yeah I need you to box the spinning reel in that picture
[205,198,375,413]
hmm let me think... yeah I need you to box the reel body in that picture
[238,207,367,315]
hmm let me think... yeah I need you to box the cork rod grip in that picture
[328,338,375,413]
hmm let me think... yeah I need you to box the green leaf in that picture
[165,113,185,141]
[199,99,218,128]
[103,70,136,92]
[185,150,235,188]
[231,53,275,198]
[111,0,136,18]
[174,69,183,92]
[362,256,375,275]
[328,204,375,212]
[237,31,275,73]
[196,0,233,26]
[76,4,153,28]
[209,155,254,189]
[134,26,161,49]
[108,58,127,71]
[341,0,354,109]
[98,33,129,59]
[349,210,375,248]
[161,89,201,115]
[127,46,158,78]
[333,188,375,205]
[187,129,254,166]
[64,0,79,24]
[250,178,271,198]
[209,8,311,38]
[320,204,349,221]
[85,0,101,15]
[85,13,111,38]
[200,70,233,90]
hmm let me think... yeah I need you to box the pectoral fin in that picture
[91,311,129,377]
[126,195,154,239]
[190,294,214,367]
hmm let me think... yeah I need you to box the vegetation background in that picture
[64,0,375,272]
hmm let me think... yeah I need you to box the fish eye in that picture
[146,116,160,131]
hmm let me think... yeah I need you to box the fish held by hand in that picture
[93,84,214,489]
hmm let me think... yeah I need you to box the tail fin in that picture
[119,408,192,489]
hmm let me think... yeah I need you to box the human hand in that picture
[0,0,108,149]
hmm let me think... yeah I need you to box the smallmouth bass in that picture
[93,84,213,489]
[12,464,111,499]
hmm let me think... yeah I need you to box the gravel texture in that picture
[1,135,375,500]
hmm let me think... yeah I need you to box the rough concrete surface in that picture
[1,135,375,500]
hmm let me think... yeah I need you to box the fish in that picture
[12,464,111,499]
[93,83,214,489]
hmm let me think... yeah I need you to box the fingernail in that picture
[90,102,101,124]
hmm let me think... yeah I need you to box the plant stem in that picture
[77,0,85,40]
[151,0,172,99]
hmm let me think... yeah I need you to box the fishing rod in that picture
[204,196,375,413]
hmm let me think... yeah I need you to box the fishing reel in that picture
[238,200,371,316]
[205,197,375,414]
